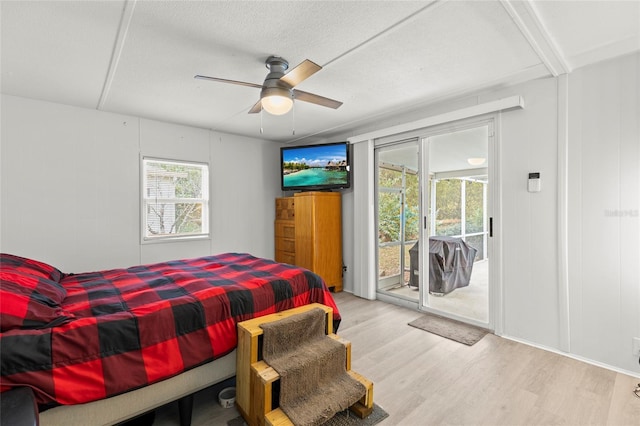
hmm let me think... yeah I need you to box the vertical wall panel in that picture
[568,52,640,372]
[619,55,640,363]
[209,132,281,260]
[494,78,560,349]
[0,96,140,271]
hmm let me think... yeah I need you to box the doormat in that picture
[408,313,489,346]
[227,403,389,426]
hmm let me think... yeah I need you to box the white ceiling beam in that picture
[97,0,137,110]
[500,0,571,76]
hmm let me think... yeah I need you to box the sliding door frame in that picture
[417,116,499,331]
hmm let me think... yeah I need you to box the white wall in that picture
[332,53,639,374]
[567,53,640,373]
[0,95,281,272]
[493,78,561,350]
[1,95,140,271]
[209,132,280,257]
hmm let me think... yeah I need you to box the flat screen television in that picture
[280,142,351,192]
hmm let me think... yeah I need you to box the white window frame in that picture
[141,157,210,243]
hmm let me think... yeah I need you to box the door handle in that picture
[489,217,493,237]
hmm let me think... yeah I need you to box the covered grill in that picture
[409,236,477,295]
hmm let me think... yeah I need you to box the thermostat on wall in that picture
[528,172,541,193]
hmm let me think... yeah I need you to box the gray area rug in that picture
[408,313,489,345]
[227,403,389,426]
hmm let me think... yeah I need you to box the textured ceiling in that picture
[2,1,638,144]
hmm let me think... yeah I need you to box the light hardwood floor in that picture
[154,291,640,425]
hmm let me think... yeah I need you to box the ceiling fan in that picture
[195,56,343,115]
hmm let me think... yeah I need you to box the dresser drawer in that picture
[275,220,295,238]
[275,198,295,220]
[275,250,296,265]
[276,238,295,253]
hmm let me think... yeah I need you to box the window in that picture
[433,177,487,259]
[142,158,209,242]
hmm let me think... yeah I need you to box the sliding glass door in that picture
[375,140,420,302]
[375,119,493,328]
[421,122,491,326]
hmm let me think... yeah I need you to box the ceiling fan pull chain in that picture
[260,108,264,134]
[292,101,295,135]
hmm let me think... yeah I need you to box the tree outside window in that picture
[142,158,209,241]
[433,178,486,259]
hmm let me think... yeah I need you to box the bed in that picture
[0,252,340,425]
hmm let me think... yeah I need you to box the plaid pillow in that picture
[0,254,72,332]
[1,253,64,283]
[0,279,75,331]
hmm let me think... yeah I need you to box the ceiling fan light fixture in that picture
[196,56,342,116]
[261,87,293,115]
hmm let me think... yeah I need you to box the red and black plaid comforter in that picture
[0,253,340,407]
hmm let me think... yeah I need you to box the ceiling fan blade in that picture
[280,60,322,87]
[194,75,262,89]
[293,89,343,109]
[248,100,262,114]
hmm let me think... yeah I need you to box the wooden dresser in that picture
[275,191,343,292]
[274,197,296,265]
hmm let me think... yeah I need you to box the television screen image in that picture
[281,142,350,191]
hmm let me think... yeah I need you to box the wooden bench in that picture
[236,304,373,426]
